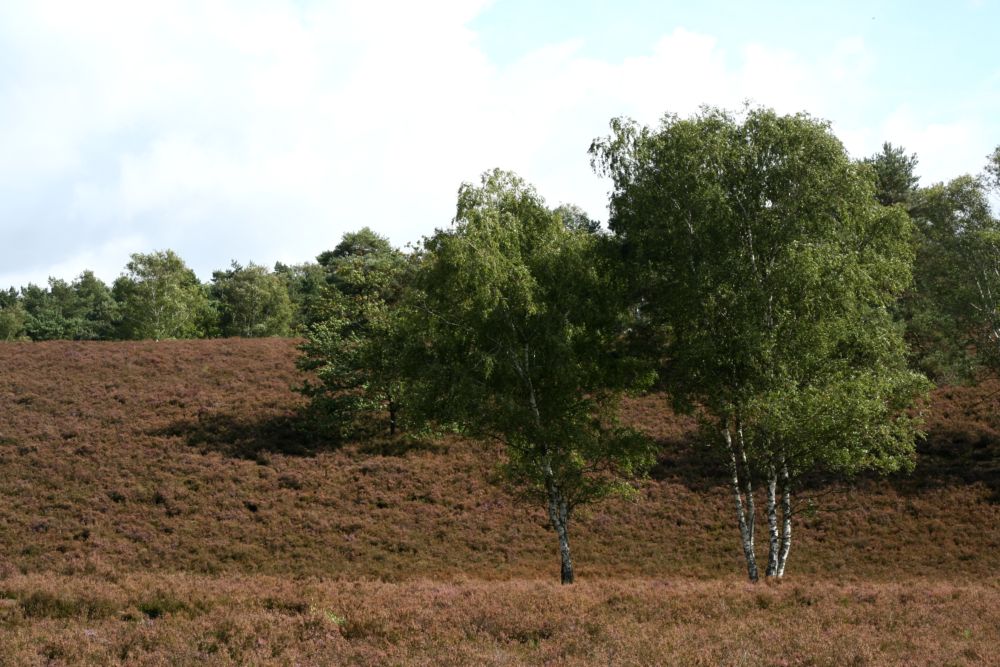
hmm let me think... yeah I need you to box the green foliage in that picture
[274,261,327,332]
[0,288,27,340]
[317,227,395,267]
[71,270,119,339]
[985,145,1000,191]
[864,142,920,207]
[403,169,655,513]
[113,250,212,340]
[17,272,118,341]
[552,203,601,234]
[20,282,65,340]
[15,591,117,620]
[905,173,1000,379]
[591,106,926,480]
[210,261,293,338]
[744,367,928,479]
[297,228,410,439]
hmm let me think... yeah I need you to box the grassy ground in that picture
[1,339,998,665]
[1,575,996,666]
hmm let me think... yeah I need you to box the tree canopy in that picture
[211,261,293,338]
[864,141,920,207]
[905,169,1000,379]
[591,106,928,580]
[113,250,211,340]
[402,169,655,584]
[297,229,411,439]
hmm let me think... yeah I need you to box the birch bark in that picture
[765,466,779,577]
[723,421,759,582]
[776,461,792,577]
[546,481,574,585]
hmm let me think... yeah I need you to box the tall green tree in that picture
[864,142,920,207]
[297,229,410,439]
[211,261,293,338]
[274,261,327,332]
[21,281,71,340]
[71,270,119,340]
[113,250,211,340]
[0,288,26,340]
[905,170,1000,378]
[403,170,655,584]
[591,107,927,581]
[316,227,395,268]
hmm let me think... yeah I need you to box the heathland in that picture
[0,338,998,665]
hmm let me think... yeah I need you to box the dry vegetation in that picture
[1,338,999,665]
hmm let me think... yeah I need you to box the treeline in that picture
[0,246,360,342]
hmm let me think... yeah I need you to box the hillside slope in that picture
[1,338,997,581]
[0,339,998,665]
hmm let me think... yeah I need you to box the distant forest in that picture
[3,140,998,383]
[1,248,326,342]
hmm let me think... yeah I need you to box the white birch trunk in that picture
[776,460,792,577]
[545,478,574,584]
[736,421,756,546]
[765,465,779,577]
[723,422,759,582]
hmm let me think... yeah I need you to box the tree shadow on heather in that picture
[893,424,1000,502]
[647,436,867,495]
[152,410,324,459]
[152,409,443,461]
[646,424,1000,504]
[648,436,730,492]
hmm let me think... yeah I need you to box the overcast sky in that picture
[2,0,999,288]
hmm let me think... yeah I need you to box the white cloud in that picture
[880,106,985,185]
[0,2,995,289]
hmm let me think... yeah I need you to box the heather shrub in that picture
[14,590,117,620]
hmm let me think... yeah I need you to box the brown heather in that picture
[0,338,998,665]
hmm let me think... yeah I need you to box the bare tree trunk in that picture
[736,421,756,546]
[545,479,574,584]
[765,465,779,577]
[388,399,397,436]
[723,422,759,582]
[776,460,792,577]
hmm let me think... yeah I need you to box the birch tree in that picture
[112,250,211,340]
[211,261,293,338]
[906,171,1000,378]
[403,170,654,584]
[591,107,927,581]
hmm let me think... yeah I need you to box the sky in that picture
[2,0,999,288]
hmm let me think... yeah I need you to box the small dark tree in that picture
[21,281,71,340]
[985,145,1000,191]
[553,203,601,234]
[71,271,119,340]
[864,142,920,207]
[297,229,410,439]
